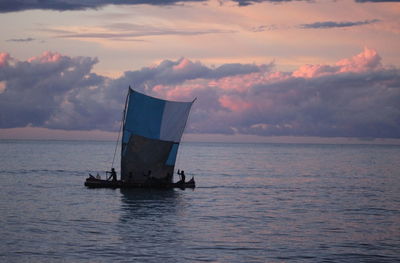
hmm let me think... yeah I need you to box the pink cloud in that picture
[216,72,264,92]
[28,51,62,63]
[0,52,10,67]
[292,64,338,78]
[336,47,382,73]
[210,69,289,93]
[292,47,382,78]
[219,95,251,112]
[172,58,193,71]
[153,83,202,101]
[0,81,6,94]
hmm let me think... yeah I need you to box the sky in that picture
[0,0,400,143]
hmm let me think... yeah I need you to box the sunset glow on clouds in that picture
[0,0,400,140]
[292,48,383,78]
[1,48,399,139]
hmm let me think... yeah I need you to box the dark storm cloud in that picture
[1,49,400,139]
[300,19,380,29]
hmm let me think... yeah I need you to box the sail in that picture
[121,88,194,183]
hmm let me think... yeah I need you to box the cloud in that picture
[51,23,235,41]
[0,53,10,67]
[356,0,400,2]
[0,0,206,13]
[292,48,382,77]
[6,37,35,42]
[300,19,380,29]
[232,0,312,6]
[1,0,397,13]
[235,0,400,4]
[0,51,113,130]
[250,24,280,32]
[117,48,400,138]
[1,48,400,139]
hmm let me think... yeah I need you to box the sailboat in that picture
[84,87,196,189]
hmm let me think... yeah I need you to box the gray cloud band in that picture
[0,50,399,139]
[0,0,397,13]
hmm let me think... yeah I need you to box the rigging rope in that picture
[111,88,129,170]
[175,97,196,176]
[111,110,124,170]
[175,137,185,173]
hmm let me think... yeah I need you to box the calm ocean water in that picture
[0,140,399,262]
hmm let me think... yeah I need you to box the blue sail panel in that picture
[124,90,165,140]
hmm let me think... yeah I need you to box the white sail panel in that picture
[159,100,192,143]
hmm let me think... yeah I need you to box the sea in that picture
[0,140,399,263]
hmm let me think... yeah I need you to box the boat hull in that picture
[84,177,195,189]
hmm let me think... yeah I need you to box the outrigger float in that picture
[85,87,196,189]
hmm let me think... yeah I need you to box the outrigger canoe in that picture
[84,175,195,189]
[85,87,196,190]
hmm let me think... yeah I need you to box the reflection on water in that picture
[117,189,186,262]
[119,188,181,220]
[0,141,399,262]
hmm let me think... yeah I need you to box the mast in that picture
[118,87,130,172]
[111,87,130,171]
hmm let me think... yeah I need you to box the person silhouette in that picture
[177,169,186,183]
[107,168,117,181]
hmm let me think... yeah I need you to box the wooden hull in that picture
[84,177,195,189]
